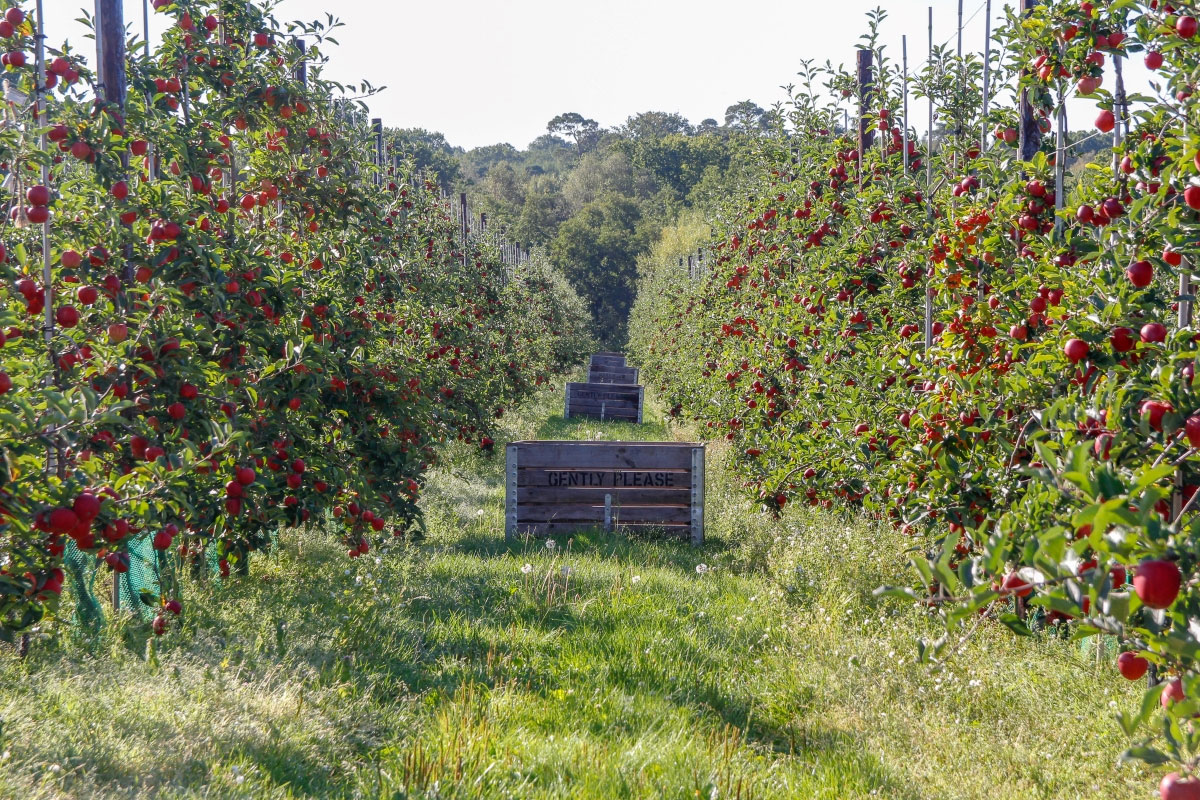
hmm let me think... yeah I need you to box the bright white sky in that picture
[44,0,1154,151]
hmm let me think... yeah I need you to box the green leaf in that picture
[997,613,1033,636]
[1119,745,1171,765]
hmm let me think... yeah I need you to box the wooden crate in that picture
[587,365,640,384]
[589,353,627,370]
[564,382,643,423]
[505,441,705,544]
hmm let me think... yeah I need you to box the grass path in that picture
[0,379,1156,798]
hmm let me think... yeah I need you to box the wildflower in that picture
[695,563,709,575]
[561,565,572,578]
[631,575,641,584]
[545,539,557,551]
[521,563,533,574]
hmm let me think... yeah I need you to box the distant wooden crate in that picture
[564,382,643,423]
[589,353,627,370]
[505,441,705,544]
[588,365,639,384]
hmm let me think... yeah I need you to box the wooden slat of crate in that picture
[509,441,692,469]
[567,383,640,402]
[565,382,643,423]
[588,367,640,384]
[569,401,639,412]
[505,441,705,544]
[512,521,690,535]
[516,504,691,523]
[567,408,640,423]
[590,353,627,369]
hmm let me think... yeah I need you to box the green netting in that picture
[62,540,103,631]
[116,534,166,622]
[62,529,280,629]
[62,535,164,627]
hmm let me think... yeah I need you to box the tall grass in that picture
[0,380,1153,798]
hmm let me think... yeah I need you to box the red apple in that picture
[1135,559,1182,609]
[1117,651,1149,681]
[1127,260,1154,287]
[1160,772,1200,800]
[1063,338,1089,363]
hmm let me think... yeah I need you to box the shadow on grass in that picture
[535,411,674,442]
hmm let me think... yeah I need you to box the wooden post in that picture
[94,0,126,110]
[902,36,909,173]
[856,49,874,186]
[95,0,129,611]
[1018,0,1041,161]
[294,38,307,86]
[1054,100,1066,240]
[371,119,383,185]
[925,7,935,352]
[34,0,54,422]
[981,0,992,154]
[1112,53,1127,176]
[459,193,468,268]
[957,0,963,58]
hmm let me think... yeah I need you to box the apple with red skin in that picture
[1134,559,1182,609]
[1140,400,1173,431]
[1127,260,1154,287]
[1185,186,1200,211]
[1160,773,1200,800]
[1141,322,1167,344]
[1162,678,1187,709]
[1000,571,1033,597]
[55,305,79,328]
[1063,338,1088,363]
[1187,415,1200,448]
[26,185,49,206]
[1117,651,1149,681]
[72,493,100,521]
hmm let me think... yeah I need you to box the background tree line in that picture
[388,103,772,346]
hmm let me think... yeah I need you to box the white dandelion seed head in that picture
[521,563,533,574]
[545,539,557,551]
[631,575,641,584]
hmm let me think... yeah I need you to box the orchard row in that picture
[0,1,591,638]
[631,0,1200,788]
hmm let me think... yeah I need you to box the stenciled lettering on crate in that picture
[505,441,704,545]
